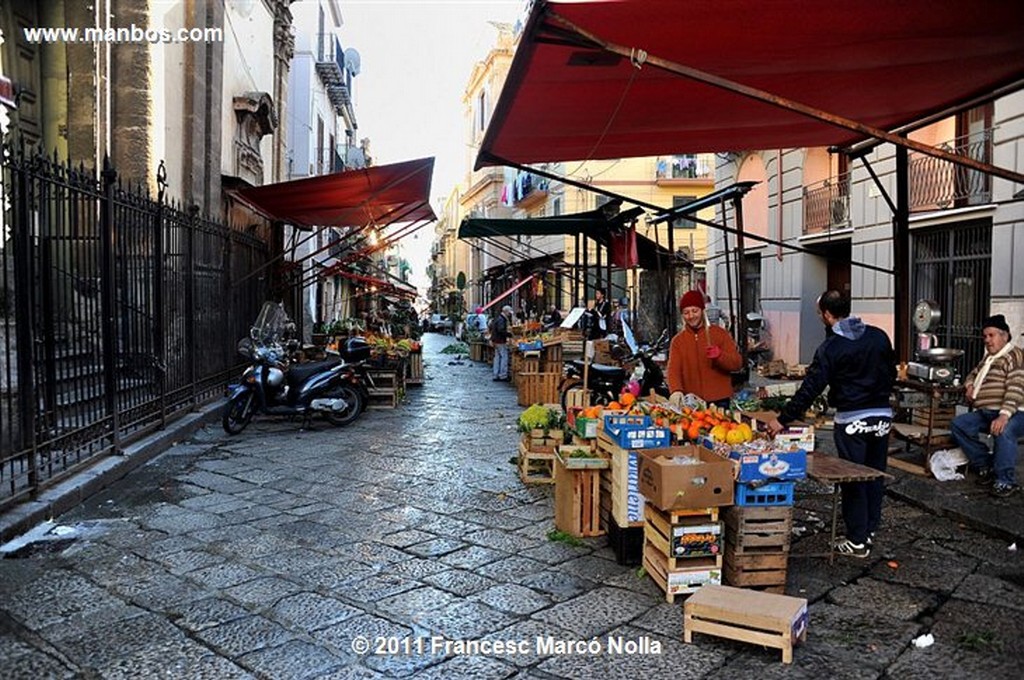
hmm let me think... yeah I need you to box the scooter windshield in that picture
[250,301,290,346]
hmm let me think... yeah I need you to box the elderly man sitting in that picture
[950,314,1024,498]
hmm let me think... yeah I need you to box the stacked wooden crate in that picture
[366,369,402,409]
[517,428,560,484]
[553,442,608,538]
[595,429,646,565]
[643,504,723,603]
[406,351,424,386]
[723,506,793,592]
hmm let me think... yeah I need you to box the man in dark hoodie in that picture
[768,291,896,558]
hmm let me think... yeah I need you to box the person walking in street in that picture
[490,305,513,381]
[667,290,743,408]
[587,287,612,340]
[767,290,896,558]
[950,314,1024,498]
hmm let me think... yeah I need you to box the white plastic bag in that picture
[929,447,968,482]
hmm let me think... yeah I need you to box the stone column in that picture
[271,0,295,184]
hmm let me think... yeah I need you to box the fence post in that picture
[186,205,198,410]
[100,157,121,452]
[154,162,167,427]
[13,148,39,489]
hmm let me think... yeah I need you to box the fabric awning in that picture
[459,204,684,270]
[332,270,417,301]
[234,158,436,228]
[477,0,1024,168]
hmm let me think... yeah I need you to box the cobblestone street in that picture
[1,333,1023,679]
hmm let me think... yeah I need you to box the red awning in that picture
[234,158,436,228]
[332,270,417,301]
[477,0,1024,168]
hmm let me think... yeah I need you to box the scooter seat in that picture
[569,360,626,378]
[286,358,341,385]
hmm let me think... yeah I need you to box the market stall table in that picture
[805,454,892,564]
[890,379,965,476]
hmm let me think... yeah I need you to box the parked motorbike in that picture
[222,302,369,434]
[558,330,671,411]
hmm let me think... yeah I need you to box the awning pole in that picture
[546,10,1024,186]
[894,140,911,363]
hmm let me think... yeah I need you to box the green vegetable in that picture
[517,404,565,434]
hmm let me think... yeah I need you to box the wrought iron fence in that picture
[909,130,993,211]
[0,144,270,510]
[802,175,850,235]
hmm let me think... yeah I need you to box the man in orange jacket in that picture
[666,290,743,408]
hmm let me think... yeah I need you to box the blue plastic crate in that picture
[603,414,650,430]
[517,340,544,351]
[607,425,671,449]
[734,481,795,507]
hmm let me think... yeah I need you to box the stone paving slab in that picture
[1,333,1024,678]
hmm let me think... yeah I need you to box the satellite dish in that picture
[344,48,361,76]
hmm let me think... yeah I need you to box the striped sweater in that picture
[964,345,1024,415]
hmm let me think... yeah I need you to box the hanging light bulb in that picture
[368,228,379,247]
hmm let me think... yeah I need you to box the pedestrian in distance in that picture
[667,290,743,409]
[950,314,1024,498]
[586,287,612,340]
[490,305,514,381]
[767,290,896,558]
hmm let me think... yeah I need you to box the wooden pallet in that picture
[684,584,808,664]
[554,456,604,537]
[723,506,793,554]
[518,441,555,485]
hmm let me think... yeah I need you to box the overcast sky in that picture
[339,0,527,295]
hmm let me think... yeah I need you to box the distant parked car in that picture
[429,314,453,333]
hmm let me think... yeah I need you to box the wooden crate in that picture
[469,342,485,363]
[644,503,723,571]
[367,389,398,409]
[912,403,956,429]
[554,456,604,537]
[518,441,555,484]
[723,506,793,555]
[684,584,808,664]
[541,342,564,372]
[565,388,590,410]
[517,372,561,407]
[643,542,722,603]
[723,552,789,589]
[366,369,400,409]
[406,352,424,385]
[520,354,542,373]
[522,430,562,454]
[598,440,647,528]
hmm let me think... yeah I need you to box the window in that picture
[552,197,562,216]
[672,195,697,229]
[478,89,488,132]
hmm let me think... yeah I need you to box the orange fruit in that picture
[608,401,622,410]
[620,393,636,407]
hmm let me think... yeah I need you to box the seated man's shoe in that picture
[990,482,1021,499]
[974,468,996,487]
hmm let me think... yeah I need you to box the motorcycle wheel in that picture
[222,392,255,434]
[324,385,364,427]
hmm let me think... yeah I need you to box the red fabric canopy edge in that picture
[234,158,437,228]
[477,0,1024,168]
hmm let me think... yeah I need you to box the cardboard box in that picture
[727,449,808,482]
[638,445,735,511]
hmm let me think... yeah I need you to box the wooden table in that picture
[806,454,892,563]
[891,380,965,476]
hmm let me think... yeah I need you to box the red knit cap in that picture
[679,290,706,312]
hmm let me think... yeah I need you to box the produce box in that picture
[603,415,671,449]
[518,340,544,351]
[725,447,808,482]
[556,445,610,470]
[743,411,816,451]
[575,417,598,439]
[637,445,734,511]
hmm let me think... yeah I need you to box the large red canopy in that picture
[235,158,436,228]
[477,0,1024,168]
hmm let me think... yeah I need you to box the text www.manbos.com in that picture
[23,25,223,44]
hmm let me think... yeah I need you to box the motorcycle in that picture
[558,329,671,411]
[222,302,370,434]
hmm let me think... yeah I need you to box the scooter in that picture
[558,329,670,411]
[222,302,370,434]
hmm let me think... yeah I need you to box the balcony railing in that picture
[909,129,993,212]
[656,154,714,181]
[803,175,851,235]
[316,33,352,115]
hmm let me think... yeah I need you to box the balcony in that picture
[509,170,549,209]
[316,33,352,116]
[656,154,714,183]
[803,175,851,236]
[909,129,993,212]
